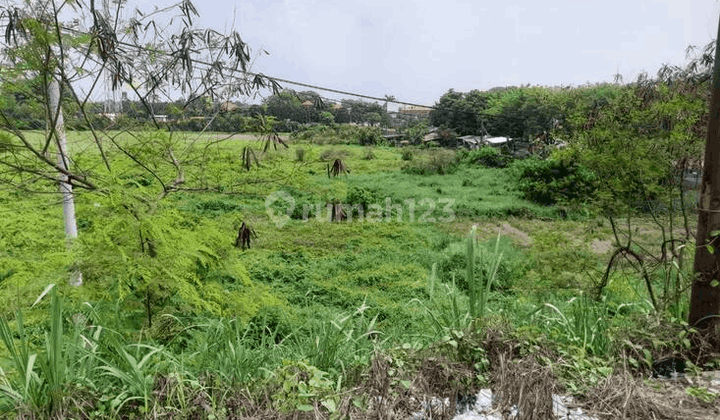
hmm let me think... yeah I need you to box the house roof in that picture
[485,136,510,144]
[220,101,238,112]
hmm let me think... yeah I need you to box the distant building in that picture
[220,101,238,112]
[99,113,120,121]
[399,105,432,116]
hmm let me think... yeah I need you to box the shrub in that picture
[346,186,380,209]
[401,149,414,161]
[356,126,384,145]
[512,158,597,205]
[319,148,350,161]
[363,147,376,160]
[402,149,458,175]
[462,146,511,168]
[291,124,338,144]
[295,148,306,162]
[437,128,458,147]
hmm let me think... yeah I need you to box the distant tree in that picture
[366,112,381,126]
[264,91,303,122]
[341,99,385,125]
[319,111,335,125]
[430,89,489,135]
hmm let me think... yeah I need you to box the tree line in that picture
[0,88,391,132]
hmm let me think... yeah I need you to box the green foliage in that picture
[466,227,503,318]
[0,117,712,417]
[346,186,380,209]
[436,234,530,293]
[362,147,376,160]
[531,295,611,357]
[430,89,489,136]
[403,121,428,144]
[484,87,564,139]
[356,126,384,145]
[295,147,306,162]
[319,111,335,125]
[460,146,511,168]
[402,149,458,175]
[401,148,414,161]
[75,192,273,325]
[517,228,598,293]
[513,157,597,206]
[268,360,338,413]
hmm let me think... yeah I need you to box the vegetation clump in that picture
[513,158,598,206]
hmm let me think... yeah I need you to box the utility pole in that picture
[689,13,720,341]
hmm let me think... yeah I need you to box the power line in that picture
[5,22,523,122]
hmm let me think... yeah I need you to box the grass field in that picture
[0,130,713,419]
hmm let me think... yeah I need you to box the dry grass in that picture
[481,328,562,420]
[583,371,720,420]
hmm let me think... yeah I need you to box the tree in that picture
[689,16,720,342]
[430,89,490,136]
[383,94,395,114]
[0,0,276,313]
[0,0,277,192]
[319,111,334,125]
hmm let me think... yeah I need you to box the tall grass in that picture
[0,285,99,416]
[468,226,503,319]
[419,227,504,339]
[531,295,611,357]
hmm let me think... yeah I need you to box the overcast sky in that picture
[182,0,720,108]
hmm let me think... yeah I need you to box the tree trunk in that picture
[689,14,720,339]
[49,78,82,286]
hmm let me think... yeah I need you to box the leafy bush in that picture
[460,146,511,168]
[512,158,597,205]
[356,126,384,145]
[319,148,350,161]
[401,149,414,161]
[294,147,306,161]
[362,147,376,160]
[403,121,428,144]
[291,124,338,144]
[402,149,458,175]
[346,186,380,209]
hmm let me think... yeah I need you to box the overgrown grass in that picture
[0,130,713,418]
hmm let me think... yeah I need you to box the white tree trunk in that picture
[49,78,82,286]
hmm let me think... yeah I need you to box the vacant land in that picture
[0,131,714,419]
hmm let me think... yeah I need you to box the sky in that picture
[165,0,719,109]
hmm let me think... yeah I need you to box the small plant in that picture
[467,226,503,319]
[328,159,350,178]
[253,114,287,151]
[401,148,414,161]
[295,147,306,162]
[363,147,376,160]
[356,126,383,145]
[463,146,510,168]
[234,222,257,249]
[241,146,261,171]
[686,386,718,404]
